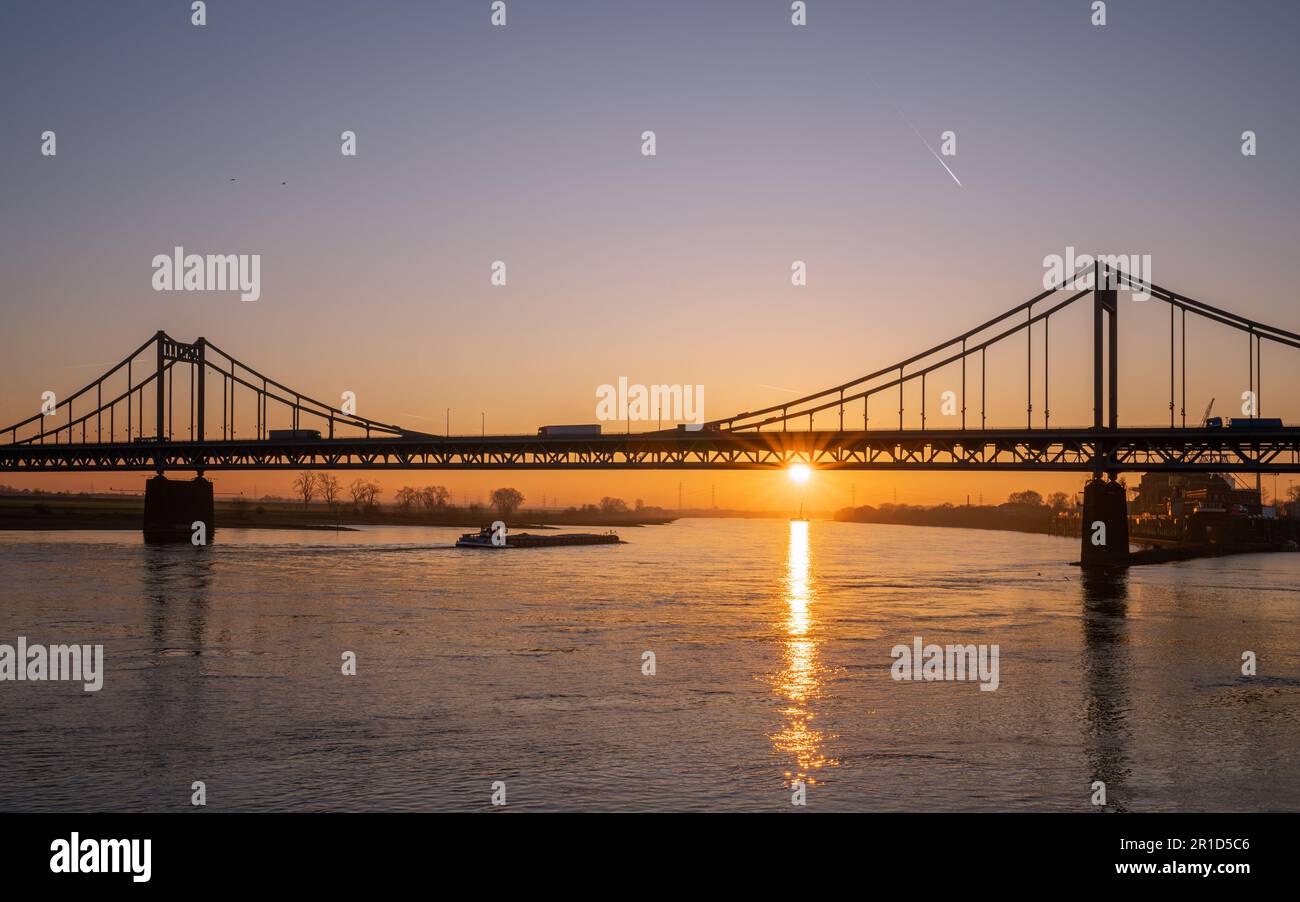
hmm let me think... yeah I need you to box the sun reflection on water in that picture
[771,519,838,786]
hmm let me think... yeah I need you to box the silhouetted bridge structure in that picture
[4,263,1298,559]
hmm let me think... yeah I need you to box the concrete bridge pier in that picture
[1080,477,1129,567]
[143,475,214,544]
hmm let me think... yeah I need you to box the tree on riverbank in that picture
[349,479,382,510]
[1007,490,1043,507]
[490,487,524,515]
[318,474,340,510]
[419,485,450,511]
[293,472,316,509]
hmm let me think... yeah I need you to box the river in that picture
[1,519,1296,811]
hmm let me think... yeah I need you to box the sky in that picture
[2,0,1299,509]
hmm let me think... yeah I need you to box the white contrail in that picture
[921,137,963,187]
[866,69,962,187]
[758,384,804,395]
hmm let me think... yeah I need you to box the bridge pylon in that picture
[1079,477,1129,567]
[143,475,214,544]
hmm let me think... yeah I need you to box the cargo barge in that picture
[455,525,623,549]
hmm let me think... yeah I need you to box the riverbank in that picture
[835,501,1300,565]
[0,493,676,532]
[834,503,1052,535]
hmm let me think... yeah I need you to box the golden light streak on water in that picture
[771,519,838,786]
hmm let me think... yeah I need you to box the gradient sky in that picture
[2,0,1299,509]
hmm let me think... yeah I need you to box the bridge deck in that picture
[3,427,1299,473]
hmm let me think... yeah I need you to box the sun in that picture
[788,463,812,484]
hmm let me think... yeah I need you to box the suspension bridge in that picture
[3,262,1298,559]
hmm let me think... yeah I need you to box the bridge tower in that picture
[1082,262,1128,566]
[1092,263,1118,432]
[143,333,214,544]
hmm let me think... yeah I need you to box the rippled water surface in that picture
[1,519,1297,811]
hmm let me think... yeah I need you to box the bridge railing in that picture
[197,337,416,442]
[4,263,1298,449]
[0,331,424,448]
[709,262,1300,434]
[1111,269,1300,428]
[707,264,1099,433]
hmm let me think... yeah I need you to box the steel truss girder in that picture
[2,428,1299,473]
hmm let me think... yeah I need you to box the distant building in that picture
[1130,472,1262,518]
